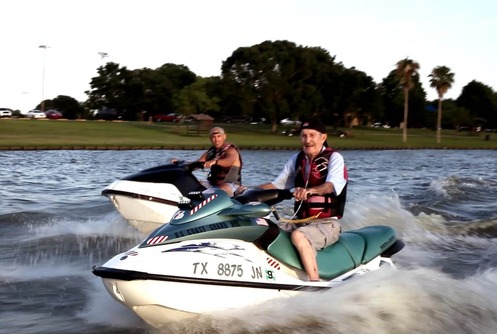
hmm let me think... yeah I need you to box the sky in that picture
[0,0,497,112]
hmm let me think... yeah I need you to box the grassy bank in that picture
[0,118,496,150]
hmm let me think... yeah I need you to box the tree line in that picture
[36,40,497,138]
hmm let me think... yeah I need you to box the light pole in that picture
[39,45,50,112]
[98,51,108,60]
[96,52,108,77]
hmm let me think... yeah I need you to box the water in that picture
[0,149,496,333]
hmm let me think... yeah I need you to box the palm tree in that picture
[429,66,455,144]
[395,58,420,143]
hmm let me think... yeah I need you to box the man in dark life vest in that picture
[258,118,348,281]
[195,127,243,197]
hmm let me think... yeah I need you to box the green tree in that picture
[85,62,196,120]
[456,80,497,129]
[124,64,196,120]
[334,67,379,128]
[37,95,84,119]
[395,58,420,143]
[175,77,220,117]
[85,62,131,116]
[222,40,295,131]
[429,66,455,143]
[378,70,426,128]
[221,40,340,132]
[438,99,472,129]
[51,95,84,119]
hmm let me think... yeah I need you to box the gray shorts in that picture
[279,218,341,251]
[201,180,239,193]
[221,182,239,193]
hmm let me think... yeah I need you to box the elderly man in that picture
[258,118,348,281]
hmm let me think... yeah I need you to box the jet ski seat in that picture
[267,225,397,280]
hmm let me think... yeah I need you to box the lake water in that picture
[0,149,496,333]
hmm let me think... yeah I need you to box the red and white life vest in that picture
[293,148,348,219]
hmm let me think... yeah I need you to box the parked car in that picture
[0,109,12,118]
[154,113,180,122]
[222,116,251,123]
[371,122,390,128]
[282,128,300,136]
[249,117,266,124]
[280,118,302,126]
[25,109,46,119]
[45,110,63,119]
[94,108,119,121]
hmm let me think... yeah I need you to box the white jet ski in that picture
[101,161,206,233]
[93,188,405,327]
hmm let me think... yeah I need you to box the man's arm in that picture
[294,182,334,201]
[325,152,347,195]
[172,150,210,168]
[214,146,239,168]
[195,152,211,169]
[258,154,298,190]
[197,151,208,162]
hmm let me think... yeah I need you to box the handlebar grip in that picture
[235,188,293,205]
[186,161,205,172]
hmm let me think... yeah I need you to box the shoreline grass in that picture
[0,118,496,150]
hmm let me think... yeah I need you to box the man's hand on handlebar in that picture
[203,160,217,169]
[293,187,312,201]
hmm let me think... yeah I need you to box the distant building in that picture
[183,114,214,134]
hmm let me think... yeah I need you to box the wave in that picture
[0,211,142,239]
[155,267,497,334]
[413,175,497,222]
[430,175,497,198]
[343,193,497,238]
[77,276,148,331]
[0,212,145,278]
[339,194,497,277]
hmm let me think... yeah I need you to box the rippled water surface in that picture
[0,149,496,333]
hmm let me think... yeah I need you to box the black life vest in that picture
[206,143,242,186]
[293,148,348,219]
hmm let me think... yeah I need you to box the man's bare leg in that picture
[291,230,319,281]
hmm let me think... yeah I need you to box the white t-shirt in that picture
[271,148,347,196]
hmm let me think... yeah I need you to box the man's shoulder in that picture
[328,152,345,170]
[290,151,301,160]
[225,143,240,152]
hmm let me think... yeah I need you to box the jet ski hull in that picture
[102,180,192,233]
[101,162,206,232]
[97,274,300,325]
[93,188,404,326]
[93,234,398,326]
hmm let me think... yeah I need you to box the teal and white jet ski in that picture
[93,188,404,327]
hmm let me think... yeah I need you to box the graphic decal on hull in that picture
[172,210,185,220]
[120,249,139,260]
[163,242,252,262]
[147,235,169,245]
[171,220,241,239]
[190,194,217,215]
[266,257,281,270]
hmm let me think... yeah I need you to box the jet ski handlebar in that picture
[235,188,293,206]
[170,159,205,172]
[185,160,205,172]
